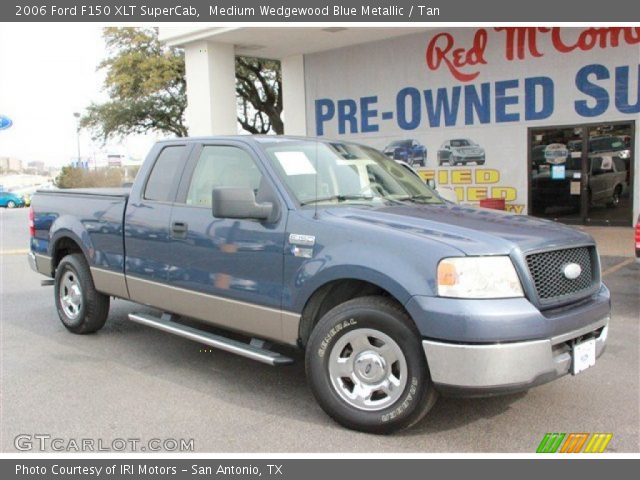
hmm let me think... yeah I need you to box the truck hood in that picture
[325,203,594,256]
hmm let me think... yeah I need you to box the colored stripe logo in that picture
[537,433,612,453]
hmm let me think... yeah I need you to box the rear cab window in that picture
[144,145,187,202]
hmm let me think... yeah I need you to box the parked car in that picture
[531,154,627,213]
[383,139,426,166]
[29,136,609,434]
[438,139,485,166]
[0,191,26,208]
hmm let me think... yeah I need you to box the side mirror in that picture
[212,187,273,221]
[426,179,436,189]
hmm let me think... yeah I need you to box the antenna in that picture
[314,138,319,220]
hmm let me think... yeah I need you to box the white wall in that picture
[183,41,237,135]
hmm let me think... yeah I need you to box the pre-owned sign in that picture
[305,27,639,213]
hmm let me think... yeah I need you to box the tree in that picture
[236,57,283,134]
[82,27,284,140]
[82,27,187,140]
[55,167,123,189]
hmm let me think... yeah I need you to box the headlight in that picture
[437,256,524,298]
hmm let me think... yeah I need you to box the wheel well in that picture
[52,237,83,271]
[297,279,407,348]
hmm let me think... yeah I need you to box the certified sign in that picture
[544,143,569,164]
[0,115,13,130]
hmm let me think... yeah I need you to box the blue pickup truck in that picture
[29,136,610,433]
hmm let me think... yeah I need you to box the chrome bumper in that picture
[423,316,609,395]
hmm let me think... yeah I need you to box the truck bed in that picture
[31,187,129,275]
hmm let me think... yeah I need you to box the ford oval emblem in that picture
[563,263,582,280]
[0,115,13,130]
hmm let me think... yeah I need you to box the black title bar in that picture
[4,0,640,22]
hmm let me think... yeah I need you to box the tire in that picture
[607,186,622,208]
[54,253,110,334]
[7,201,16,208]
[306,296,438,434]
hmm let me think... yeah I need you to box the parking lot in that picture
[1,207,638,452]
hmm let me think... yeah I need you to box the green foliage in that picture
[81,28,284,139]
[55,167,124,189]
[81,27,188,140]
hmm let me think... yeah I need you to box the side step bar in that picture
[128,313,294,366]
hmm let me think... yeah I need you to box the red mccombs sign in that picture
[425,27,640,82]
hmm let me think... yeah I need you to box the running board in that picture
[127,313,294,366]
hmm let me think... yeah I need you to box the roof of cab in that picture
[155,135,322,145]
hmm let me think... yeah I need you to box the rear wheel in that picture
[54,253,110,334]
[306,296,437,434]
[607,186,622,208]
[7,201,16,208]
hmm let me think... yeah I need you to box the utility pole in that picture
[73,112,81,167]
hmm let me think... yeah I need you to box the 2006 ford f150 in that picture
[29,136,610,433]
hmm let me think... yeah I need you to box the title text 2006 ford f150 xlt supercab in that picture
[29,136,610,433]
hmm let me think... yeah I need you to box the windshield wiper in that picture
[300,194,374,206]
[393,194,440,204]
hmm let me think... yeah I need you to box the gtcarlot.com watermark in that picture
[14,434,194,452]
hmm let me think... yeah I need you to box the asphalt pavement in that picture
[1,207,638,452]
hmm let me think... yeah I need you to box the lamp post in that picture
[73,112,81,167]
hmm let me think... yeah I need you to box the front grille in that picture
[525,247,596,304]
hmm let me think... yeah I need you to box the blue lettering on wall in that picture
[315,99,334,135]
[575,64,610,117]
[337,99,358,134]
[495,79,520,123]
[424,87,461,127]
[313,64,638,135]
[464,83,491,125]
[360,96,379,132]
[524,77,554,120]
[614,65,640,114]
[396,87,421,130]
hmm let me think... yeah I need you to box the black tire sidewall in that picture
[306,300,431,433]
[54,257,88,329]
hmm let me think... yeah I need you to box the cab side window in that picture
[144,146,186,202]
[186,146,263,207]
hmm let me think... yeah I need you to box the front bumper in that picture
[423,316,608,396]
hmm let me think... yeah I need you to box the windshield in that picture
[263,141,443,207]
[450,139,473,147]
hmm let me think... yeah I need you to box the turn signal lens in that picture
[437,261,458,286]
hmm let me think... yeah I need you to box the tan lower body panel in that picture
[90,267,130,299]
[126,275,300,346]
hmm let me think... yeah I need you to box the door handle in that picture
[171,221,188,238]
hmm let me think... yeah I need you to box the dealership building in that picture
[159,27,639,226]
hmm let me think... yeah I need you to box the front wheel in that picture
[54,253,110,334]
[306,296,437,434]
[7,201,16,208]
